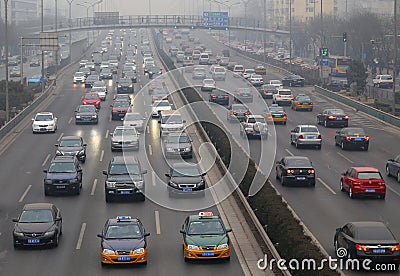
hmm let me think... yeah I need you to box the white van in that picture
[160,110,185,136]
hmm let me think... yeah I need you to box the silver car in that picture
[123,112,146,133]
[290,125,322,149]
[111,126,140,151]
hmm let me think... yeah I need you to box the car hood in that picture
[58,146,83,152]
[113,107,129,112]
[102,238,145,251]
[46,172,78,180]
[15,222,54,233]
[185,234,228,247]
[76,112,96,116]
[126,120,144,127]
[111,135,138,142]
[107,174,142,182]
[171,176,202,184]
[165,142,191,148]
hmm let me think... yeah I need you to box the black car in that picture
[43,156,83,196]
[100,68,113,80]
[13,203,62,248]
[317,108,349,128]
[102,156,147,202]
[75,104,98,124]
[165,163,206,197]
[163,133,193,158]
[275,156,315,186]
[85,75,100,88]
[209,90,229,106]
[55,135,87,162]
[117,78,134,94]
[227,104,250,122]
[148,66,162,79]
[258,84,277,99]
[325,79,349,92]
[334,127,369,151]
[97,216,150,266]
[123,70,137,83]
[281,74,305,87]
[386,154,400,183]
[334,221,400,266]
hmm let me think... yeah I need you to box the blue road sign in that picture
[203,11,228,28]
[320,59,329,66]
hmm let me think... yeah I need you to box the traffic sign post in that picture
[203,11,228,29]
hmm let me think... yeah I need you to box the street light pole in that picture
[393,0,397,115]
[4,0,10,122]
[41,0,45,93]
[66,0,75,62]
[263,0,266,64]
[242,0,249,52]
[289,0,292,72]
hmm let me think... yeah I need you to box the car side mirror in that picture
[12,218,18,222]
[158,120,161,123]
[144,232,150,237]
[55,144,59,147]
[77,169,82,173]
[83,144,87,146]
[142,170,148,175]
[55,217,62,222]
[225,228,232,232]
[102,170,108,175]
[201,172,206,176]
[97,233,103,238]
[31,118,34,121]
[336,130,340,134]
[179,229,186,234]
[275,161,280,165]
[110,104,113,107]
[388,158,394,162]
[43,169,48,173]
[290,129,295,133]
[335,227,341,233]
[341,172,346,176]
[165,173,170,177]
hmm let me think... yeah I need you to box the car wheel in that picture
[347,248,353,259]
[379,194,386,200]
[105,194,112,202]
[363,145,369,151]
[44,189,50,196]
[385,166,391,176]
[324,120,328,127]
[290,137,294,145]
[101,261,107,267]
[81,158,86,163]
[280,174,285,186]
[341,142,346,150]
[53,232,59,247]
[340,180,345,192]
[334,240,340,257]
[295,141,300,149]
[316,144,321,150]
[349,186,354,199]
[76,184,81,195]
[397,171,400,183]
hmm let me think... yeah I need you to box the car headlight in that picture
[197,179,205,187]
[48,124,54,127]
[135,180,144,189]
[69,178,78,184]
[187,244,200,250]
[133,247,145,254]
[92,115,97,118]
[185,147,191,152]
[44,230,55,237]
[117,85,121,87]
[44,179,53,184]
[166,147,174,152]
[75,115,81,119]
[78,150,85,156]
[102,248,115,255]
[217,244,228,250]
[56,150,63,155]
[129,84,133,87]
[169,181,178,188]
[14,230,24,237]
[106,181,116,188]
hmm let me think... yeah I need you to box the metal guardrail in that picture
[315,85,400,127]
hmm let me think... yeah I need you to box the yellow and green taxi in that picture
[97,216,150,266]
[266,104,287,125]
[180,212,231,261]
[291,94,313,111]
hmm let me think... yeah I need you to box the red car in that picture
[340,167,386,199]
[110,100,131,120]
[82,92,101,109]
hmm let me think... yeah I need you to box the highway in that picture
[166,29,400,274]
[0,30,245,275]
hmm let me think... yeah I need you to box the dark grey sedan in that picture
[75,105,98,124]
[163,133,192,158]
[55,135,87,162]
[165,163,206,197]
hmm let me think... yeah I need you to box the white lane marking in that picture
[152,171,156,186]
[337,152,354,164]
[57,132,64,141]
[99,150,104,162]
[317,177,336,195]
[105,129,109,139]
[68,117,73,124]
[18,185,32,202]
[155,211,161,235]
[285,148,294,156]
[387,185,400,198]
[109,115,112,122]
[140,84,143,88]
[148,144,153,155]
[91,179,98,196]
[146,125,150,134]
[145,111,148,118]
[143,100,146,106]
[75,223,87,250]
[42,154,51,167]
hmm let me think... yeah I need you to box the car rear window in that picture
[300,127,318,133]
[357,226,394,240]
[279,91,292,95]
[357,172,382,180]
[286,158,312,167]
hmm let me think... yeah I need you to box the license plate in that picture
[122,144,129,148]
[183,188,192,192]
[366,189,375,193]
[273,115,283,118]
[297,177,306,180]
[336,117,342,120]
[118,256,131,261]
[354,138,362,141]
[237,113,244,116]
[306,136,314,139]
[120,190,132,194]
[202,252,215,256]
[373,249,385,254]
[28,239,40,244]
[218,96,224,98]
[56,185,66,189]
[40,128,46,131]
[118,113,125,117]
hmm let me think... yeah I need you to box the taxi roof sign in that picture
[198,212,213,217]
[117,216,132,221]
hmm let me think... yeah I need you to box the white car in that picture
[269,79,283,88]
[249,74,264,86]
[273,88,294,106]
[242,69,255,79]
[152,100,172,117]
[201,78,216,91]
[211,66,226,81]
[73,72,86,84]
[32,112,58,133]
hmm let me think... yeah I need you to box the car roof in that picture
[60,135,82,140]
[349,221,387,228]
[52,156,76,162]
[284,156,310,161]
[23,203,54,210]
[36,112,53,115]
[114,126,136,130]
[351,167,380,172]
[111,155,139,164]
[297,125,318,128]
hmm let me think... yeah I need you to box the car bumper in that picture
[282,176,315,185]
[327,120,348,126]
[293,104,313,110]
[32,125,55,132]
[210,99,229,105]
[352,186,386,196]
[297,139,322,146]
[100,249,148,265]
[45,183,80,194]
[111,142,139,150]
[75,117,98,124]
[344,140,369,149]
[184,247,230,260]
[13,235,57,247]
[73,80,85,84]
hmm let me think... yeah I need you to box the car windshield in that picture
[279,91,292,95]
[232,105,247,111]
[245,69,255,74]
[286,158,312,167]
[48,161,76,173]
[75,72,85,77]
[187,220,225,235]
[215,68,225,73]
[248,117,265,123]
[125,113,143,121]
[300,127,318,133]
[269,107,284,113]
[78,105,96,113]
[152,89,167,95]
[237,88,250,94]
[35,114,53,121]
[357,172,382,180]
[346,129,366,136]
[155,101,170,107]
[109,163,140,175]
[165,135,190,143]
[113,128,137,136]
[297,96,311,101]
[172,166,201,177]
[327,109,345,115]
[59,139,81,147]
[381,75,392,80]
[84,94,98,100]
[162,115,182,124]
[105,224,142,239]
[357,226,394,240]
[113,101,130,107]
[19,210,54,223]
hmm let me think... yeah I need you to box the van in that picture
[233,64,244,78]
[199,54,210,65]
[159,110,185,136]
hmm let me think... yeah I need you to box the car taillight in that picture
[224,96,229,98]
[245,111,250,115]
[308,169,315,174]
[231,111,236,115]
[298,135,304,139]
[212,95,216,98]
[389,244,400,252]
[286,169,294,174]
[283,114,287,118]
[245,123,248,127]
[317,134,321,139]
[328,115,335,119]
[276,95,282,98]
[365,136,370,141]
[356,244,370,252]
[346,136,351,141]
[344,115,349,119]
[237,93,241,96]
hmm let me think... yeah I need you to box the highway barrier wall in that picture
[314,85,400,127]
[154,32,339,276]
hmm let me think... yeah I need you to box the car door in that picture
[338,224,354,251]
[276,158,285,176]
[389,155,400,175]
[53,205,62,230]
[343,168,354,191]
[291,127,299,143]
